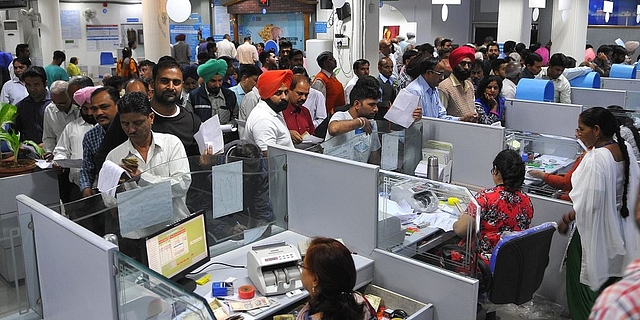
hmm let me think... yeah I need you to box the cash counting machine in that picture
[247,242,304,296]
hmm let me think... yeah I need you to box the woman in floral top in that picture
[454,149,534,263]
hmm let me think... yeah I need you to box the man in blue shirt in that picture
[230,64,261,107]
[405,55,459,121]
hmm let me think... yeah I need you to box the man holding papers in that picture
[405,53,462,121]
[106,92,191,220]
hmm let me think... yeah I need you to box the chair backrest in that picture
[100,52,115,65]
[488,222,556,305]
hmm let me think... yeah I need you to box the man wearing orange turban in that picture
[438,45,478,122]
[243,70,295,154]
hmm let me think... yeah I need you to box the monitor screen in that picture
[144,211,209,280]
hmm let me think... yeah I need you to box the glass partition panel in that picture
[55,153,287,260]
[114,251,215,320]
[505,130,583,199]
[377,170,480,276]
[380,122,423,175]
[0,214,32,318]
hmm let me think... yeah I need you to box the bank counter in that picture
[7,146,494,320]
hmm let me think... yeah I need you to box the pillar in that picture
[497,0,532,45]
[550,0,588,61]
[142,0,171,63]
[37,0,64,64]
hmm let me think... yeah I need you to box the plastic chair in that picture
[482,222,557,319]
[100,52,115,65]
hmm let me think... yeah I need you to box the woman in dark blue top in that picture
[475,75,506,125]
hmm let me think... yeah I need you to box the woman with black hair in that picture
[561,107,640,320]
[474,75,506,125]
[116,47,138,81]
[453,149,534,263]
[607,105,640,159]
[298,237,376,320]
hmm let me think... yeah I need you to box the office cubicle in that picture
[504,99,584,138]
[420,117,505,188]
[272,145,479,320]
[571,87,627,108]
[0,170,59,318]
[602,78,640,91]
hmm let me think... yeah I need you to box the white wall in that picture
[431,0,473,46]
[57,2,143,78]
[378,4,415,42]
[388,0,432,46]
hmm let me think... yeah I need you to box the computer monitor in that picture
[142,210,210,291]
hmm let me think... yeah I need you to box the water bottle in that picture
[426,156,439,181]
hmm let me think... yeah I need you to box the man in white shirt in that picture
[501,62,520,100]
[243,70,295,155]
[53,86,98,194]
[1,57,30,105]
[106,91,191,221]
[216,34,237,59]
[236,36,259,66]
[535,53,579,104]
[42,80,79,153]
[345,59,370,104]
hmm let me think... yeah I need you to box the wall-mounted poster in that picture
[239,13,304,50]
[383,26,400,41]
[588,0,640,26]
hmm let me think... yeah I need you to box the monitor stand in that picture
[175,277,197,292]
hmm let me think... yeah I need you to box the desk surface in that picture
[191,230,375,319]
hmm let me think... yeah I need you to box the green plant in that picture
[0,102,44,166]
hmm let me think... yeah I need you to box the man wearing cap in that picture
[438,46,478,122]
[625,41,639,64]
[311,51,345,115]
[187,58,238,132]
[244,70,295,155]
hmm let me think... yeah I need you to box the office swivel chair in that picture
[479,221,557,320]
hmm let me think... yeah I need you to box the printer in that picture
[247,242,304,296]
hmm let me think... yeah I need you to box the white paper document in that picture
[98,160,129,197]
[385,89,420,128]
[35,160,53,169]
[412,212,458,232]
[243,225,270,244]
[194,114,225,155]
[212,161,244,218]
[302,133,324,144]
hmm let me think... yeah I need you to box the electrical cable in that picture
[188,261,246,275]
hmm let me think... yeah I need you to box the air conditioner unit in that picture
[0,0,27,9]
[3,20,24,55]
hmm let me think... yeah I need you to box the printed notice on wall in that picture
[60,10,81,40]
[86,25,120,51]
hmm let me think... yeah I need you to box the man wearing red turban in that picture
[438,45,478,122]
[244,70,295,155]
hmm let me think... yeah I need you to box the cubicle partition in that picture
[420,117,505,188]
[528,195,572,314]
[271,145,479,320]
[602,78,640,91]
[571,87,627,108]
[16,195,119,320]
[505,99,583,138]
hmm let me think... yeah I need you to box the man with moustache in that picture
[94,59,202,171]
[344,59,370,104]
[243,69,295,155]
[79,87,120,197]
[15,66,51,144]
[1,57,30,105]
[42,81,78,153]
[282,74,314,144]
[53,86,99,201]
[438,46,478,122]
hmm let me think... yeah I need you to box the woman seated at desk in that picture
[298,237,377,320]
[453,149,534,263]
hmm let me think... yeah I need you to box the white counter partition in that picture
[602,78,640,91]
[528,195,573,314]
[16,195,119,320]
[269,145,380,256]
[571,87,627,108]
[371,249,479,320]
[420,117,505,188]
[505,99,583,138]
